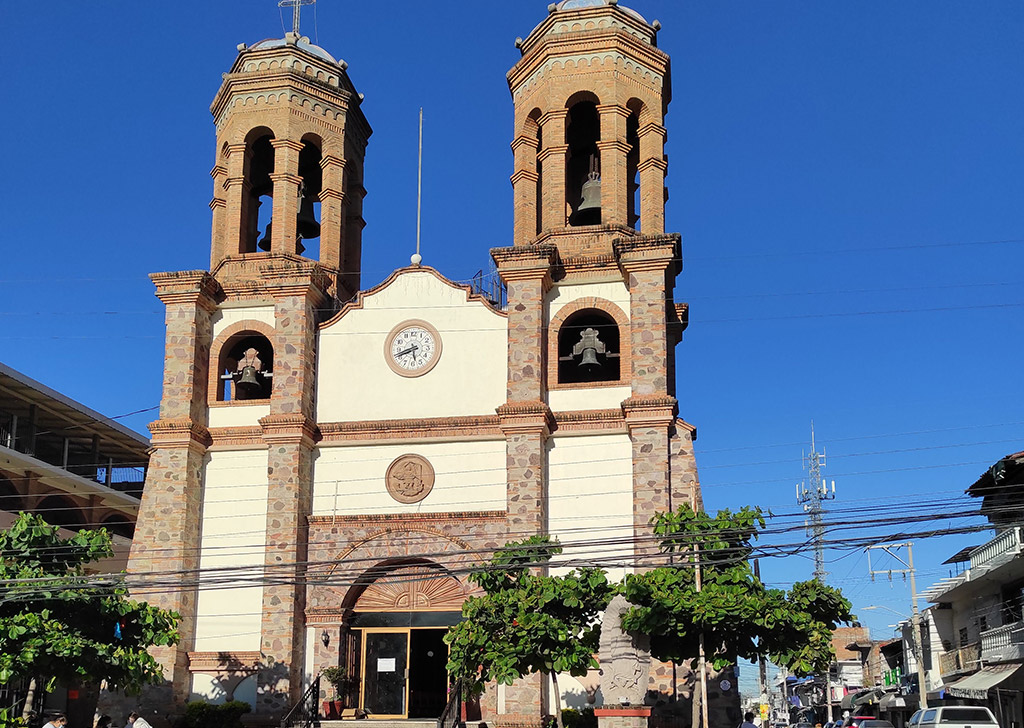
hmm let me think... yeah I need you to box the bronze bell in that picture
[573,327,606,374]
[296,192,320,240]
[257,222,273,251]
[578,346,600,371]
[237,365,261,392]
[570,155,602,226]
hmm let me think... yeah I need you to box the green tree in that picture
[445,536,614,728]
[0,513,180,727]
[619,504,853,674]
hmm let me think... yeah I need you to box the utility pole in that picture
[866,542,928,709]
[755,558,770,720]
[797,423,836,583]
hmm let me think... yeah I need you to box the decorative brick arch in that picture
[207,319,277,405]
[548,296,630,389]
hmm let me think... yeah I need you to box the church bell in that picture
[570,156,602,226]
[237,365,261,392]
[578,346,600,372]
[257,222,273,251]
[296,186,320,240]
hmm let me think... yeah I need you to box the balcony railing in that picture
[970,527,1023,571]
[939,642,980,677]
[980,621,1024,663]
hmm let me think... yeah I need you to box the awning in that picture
[854,688,889,708]
[880,692,917,711]
[946,664,1024,700]
[841,689,873,709]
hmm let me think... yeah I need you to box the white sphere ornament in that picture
[410,253,423,266]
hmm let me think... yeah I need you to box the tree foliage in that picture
[0,513,180,723]
[445,536,614,703]
[619,504,853,675]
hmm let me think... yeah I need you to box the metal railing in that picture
[467,269,507,310]
[938,642,981,677]
[437,679,463,728]
[970,527,1023,571]
[281,673,321,728]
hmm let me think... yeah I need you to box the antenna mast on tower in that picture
[797,422,836,582]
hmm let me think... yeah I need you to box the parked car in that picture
[842,717,880,728]
[916,707,998,728]
[908,711,923,728]
[857,721,895,728]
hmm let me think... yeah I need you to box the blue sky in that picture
[1,0,1023,690]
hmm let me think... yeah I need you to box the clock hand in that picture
[395,344,419,358]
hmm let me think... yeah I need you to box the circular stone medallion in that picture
[385,454,435,504]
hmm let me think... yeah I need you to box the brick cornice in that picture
[510,169,540,186]
[269,138,305,153]
[537,144,569,163]
[539,108,569,126]
[187,651,261,673]
[490,244,557,282]
[596,139,633,155]
[222,177,252,191]
[268,172,303,185]
[637,157,668,173]
[510,135,540,153]
[614,234,680,273]
[497,401,554,435]
[209,197,227,210]
[209,164,227,179]
[259,413,319,446]
[596,104,632,120]
[319,154,347,170]
[621,395,678,428]
[638,121,667,139]
[317,188,347,202]
[149,418,212,449]
[319,415,502,443]
[150,270,222,310]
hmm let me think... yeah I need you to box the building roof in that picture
[249,35,340,65]
[555,0,648,22]
[967,450,1024,496]
[0,361,148,462]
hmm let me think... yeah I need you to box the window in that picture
[958,627,969,646]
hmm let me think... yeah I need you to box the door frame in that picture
[359,627,411,719]
[356,626,451,719]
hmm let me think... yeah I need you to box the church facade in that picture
[126,0,702,723]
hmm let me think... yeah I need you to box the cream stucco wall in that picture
[546,279,630,321]
[312,440,506,516]
[316,270,507,422]
[548,386,631,412]
[211,304,276,340]
[547,433,634,583]
[194,450,269,652]
[208,403,271,428]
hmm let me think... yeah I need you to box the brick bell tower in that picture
[123,30,370,719]
[493,0,699,712]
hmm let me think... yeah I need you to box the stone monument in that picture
[595,595,652,728]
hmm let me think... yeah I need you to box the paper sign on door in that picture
[377,657,396,672]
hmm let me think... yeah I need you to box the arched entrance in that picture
[342,561,473,719]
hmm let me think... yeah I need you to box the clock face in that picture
[385,320,442,377]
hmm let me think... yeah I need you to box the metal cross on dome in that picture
[279,0,315,37]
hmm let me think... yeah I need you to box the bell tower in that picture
[507,0,669,252]
[209,31,371,298]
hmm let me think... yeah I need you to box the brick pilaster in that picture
[209,162,228,268]
[511,131,541,246]
[222,143,252,260]
[638,121,668,235]
[597,105,631,226]
[318,152,348,274]
[270,139,304,255]
[538,109,568,232]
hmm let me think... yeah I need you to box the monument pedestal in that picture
[595,706,651,728]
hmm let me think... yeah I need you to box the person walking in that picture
[41,714,67,728]
[126,712,152,728]
[741,712,759,728]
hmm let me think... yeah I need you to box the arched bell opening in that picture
[557,309,620,384]
[626,100,642,230]
[297,135,324,259]
[101,513,135,539]
[565,97,601,227]
[217,332,274,401]
[35,494,85,530]
[245,131,276,253]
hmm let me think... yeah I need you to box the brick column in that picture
[342,180,366,297]
[209,161,228,268]
[126,272,219,714]
[538,109,568,232]
[597,105,631,226]
[270,139,304,254]
[256,280,326,715]
[318,152,347,274]
[511,131,540,246]
[222,143,252,259]
[638,122,667,235]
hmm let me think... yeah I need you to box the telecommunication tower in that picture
[797,423,836,582]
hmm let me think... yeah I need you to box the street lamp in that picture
[862,605,927,709]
